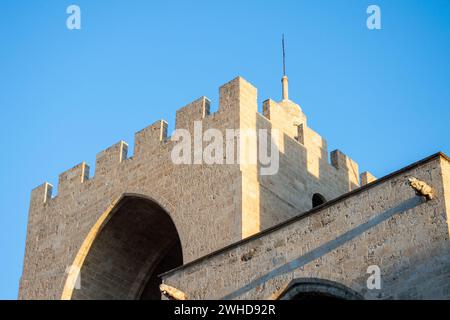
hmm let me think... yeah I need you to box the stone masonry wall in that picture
[161,154,450,299]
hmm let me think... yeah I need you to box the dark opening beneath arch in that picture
[72,196,183,300]
[312,193,326,208]
[277,278,363,300]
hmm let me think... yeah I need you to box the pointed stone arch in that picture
[61,193,183,300]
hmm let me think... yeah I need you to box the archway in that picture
[277,278,363,300]
[68,195,183,300]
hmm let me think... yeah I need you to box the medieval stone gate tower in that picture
[19,76,450,300]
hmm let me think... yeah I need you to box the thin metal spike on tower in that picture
[281,34,289,100]
[282,34,286,76]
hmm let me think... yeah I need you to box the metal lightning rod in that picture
[282,34,286,76]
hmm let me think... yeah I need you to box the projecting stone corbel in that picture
[160,284,188,300]
[408,177,434,200]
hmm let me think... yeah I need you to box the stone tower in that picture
[20,75,384,300]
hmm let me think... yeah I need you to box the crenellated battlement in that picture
[95,140,128,177]
[175,97,210,130]
[330,149,360,188]
[135,120,169,157]
[296,123,327,157]
[58,162,90,196]
[29,76,368,208]
[30,182,53,205]
[361,171,377,186]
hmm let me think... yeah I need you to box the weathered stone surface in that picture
[20,76,449,300]
[161,153,450,300]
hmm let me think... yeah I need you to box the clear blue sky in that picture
[1,0,449,299]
